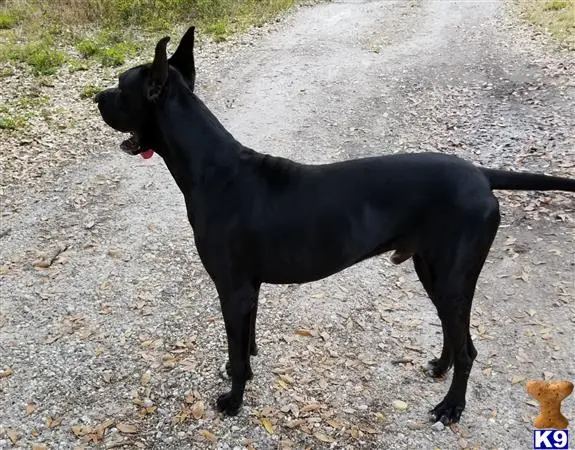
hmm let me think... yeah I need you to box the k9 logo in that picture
[533,429,569,450]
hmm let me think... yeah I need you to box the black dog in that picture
[95,26,575,425]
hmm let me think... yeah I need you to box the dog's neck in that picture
[155,84,242,196]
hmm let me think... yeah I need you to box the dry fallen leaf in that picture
[32,244,68,269]
[162,353,177,369]
[517,271,529,282]
[326,418,344,429]
[279,440,294,450]
[279,374,294,384]
[375,412,386,422]
[140,405,157,416]
[46,416,62,429]
[141,370,151,386]
[180,358,195,371]
[261,418,274,434]
[7,429,19,444]
[300,403,322,413]
[89,419,114,443]
[314,432,335,443]
[285,419,304,429]
[295,329,314,337]
[0,367,13,378]
[116,423,137,434]
[71,425,92,437]
[198,429,216,441]
[173,409,189,424]
[26,402,38,415]
[191,401,205,420]
[277,379,290,390]
[98,419,115,431]
[359,424,378,434]
[32,444,48,450]
[511,375,525,384]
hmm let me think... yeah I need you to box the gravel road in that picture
[1,0,574,449]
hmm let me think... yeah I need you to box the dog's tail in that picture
[481,168,575,192]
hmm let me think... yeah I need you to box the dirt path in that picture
[1,0,574,448]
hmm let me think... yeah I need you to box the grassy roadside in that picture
[0,0,299,77]
[518,0,575,49]
[0,0,304,131]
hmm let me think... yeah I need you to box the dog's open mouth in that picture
[120,133,154,159]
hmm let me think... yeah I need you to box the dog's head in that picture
[95,26,197,159]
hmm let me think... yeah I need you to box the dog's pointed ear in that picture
[147,36,170,102]
[169,26,196,91]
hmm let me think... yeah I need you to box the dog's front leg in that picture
[216,283,259,416]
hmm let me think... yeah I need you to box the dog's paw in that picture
[430,399,465,425]
[424,358,452,379]
[216,392,242,416]
[250,342,258,356]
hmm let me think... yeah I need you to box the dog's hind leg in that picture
[216,282,259,416]
[225,286,259,378]
[414,254,454,378]
[427,200,500,425]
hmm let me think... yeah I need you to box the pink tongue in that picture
[141,149,154,159]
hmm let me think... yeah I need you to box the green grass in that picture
[0,91,54,131]
[0,0,302,75]
[0,106,28,130]
[0,11,17,29]
[17,94,49,108]
[68,59,90,72]
[76,38,100,58]
[21,42,67,75]
[544,0,569,10]
[77,34,141,67]
[80,84,103,99]
[521,0,575,48]
[1,0,299,36]
[1,37,67,75]
[205,21,230,42]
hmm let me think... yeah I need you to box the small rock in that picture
[393,400,408,411]
[431,421,445,431]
